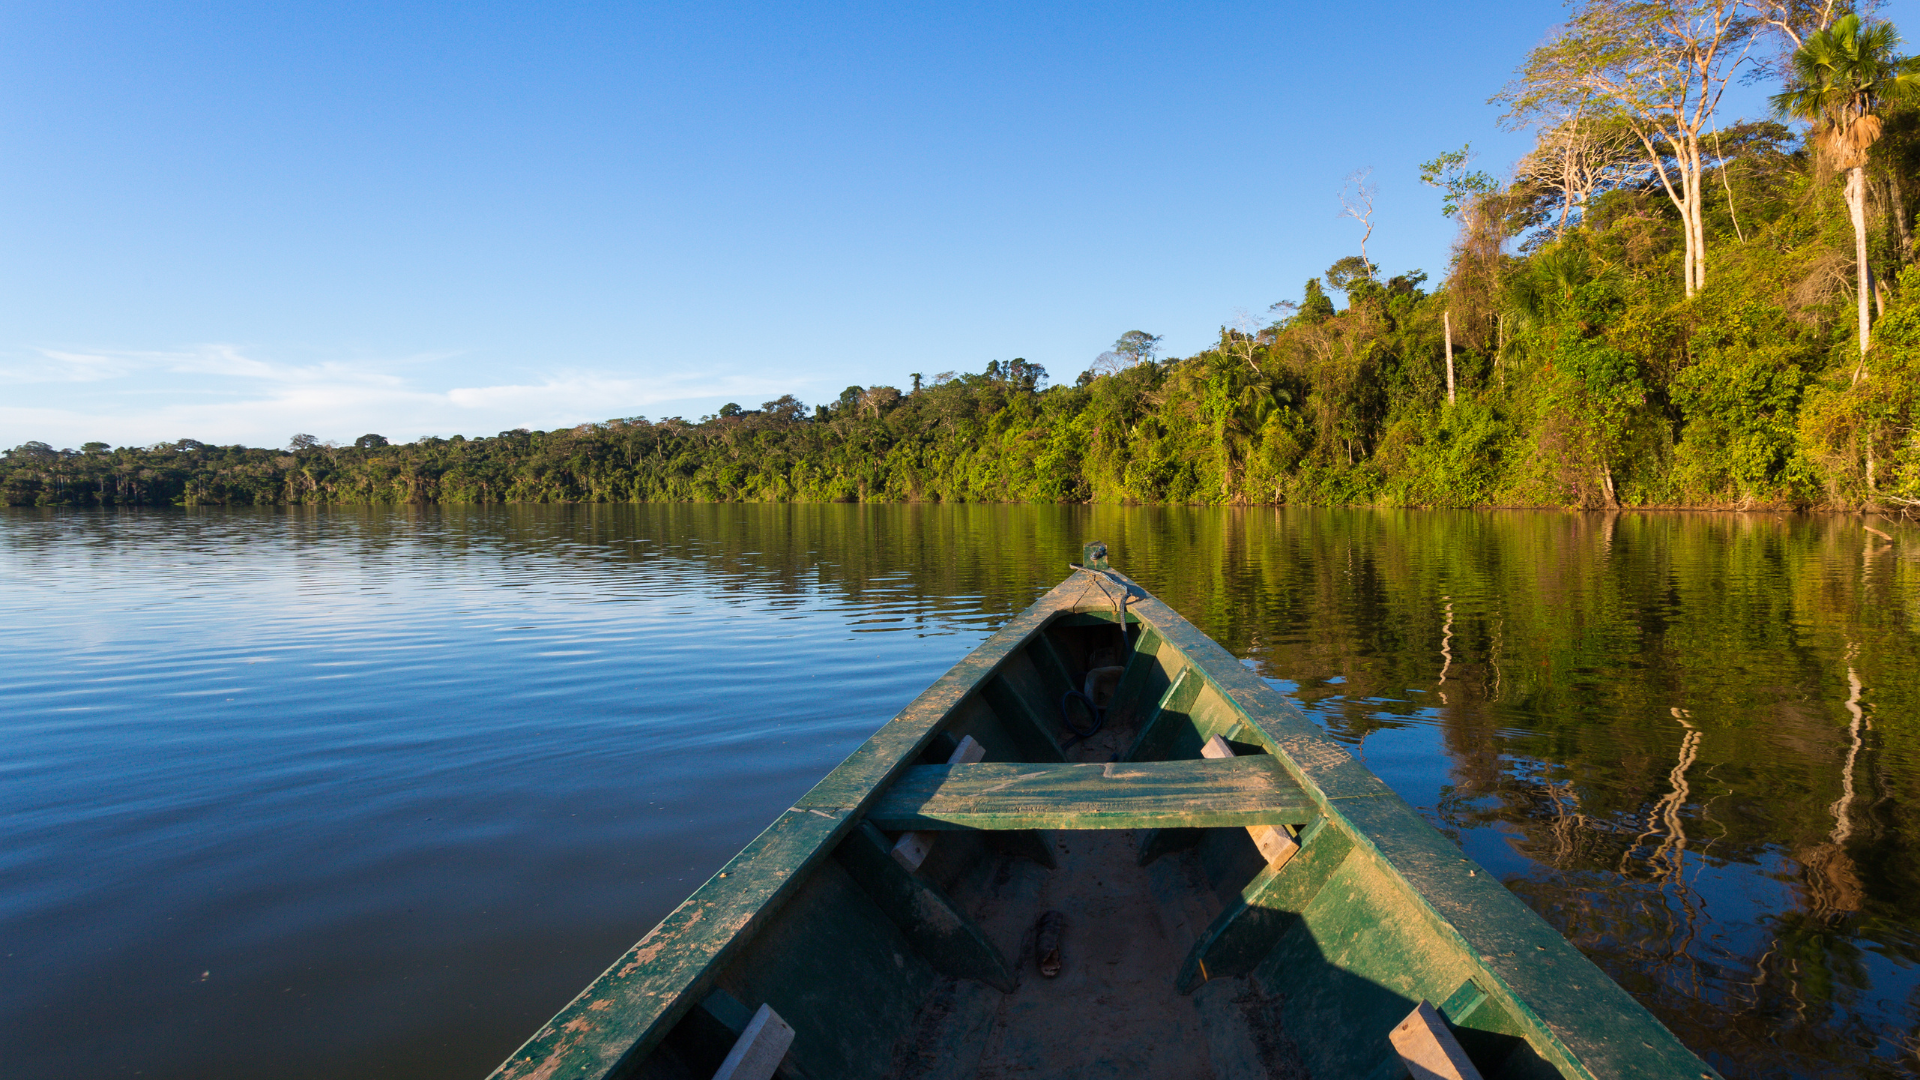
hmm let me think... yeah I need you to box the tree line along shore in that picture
[8,4,1920,515]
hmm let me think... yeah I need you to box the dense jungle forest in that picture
[9,1,1920,514]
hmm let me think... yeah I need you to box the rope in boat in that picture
[1070,564,1128,624]
[1058,688,1103,749]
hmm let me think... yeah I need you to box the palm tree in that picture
[1773,14,1920,379]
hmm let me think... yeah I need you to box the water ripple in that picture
[2,504,1915,1079]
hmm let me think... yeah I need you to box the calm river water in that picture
[0,505,1914,1079]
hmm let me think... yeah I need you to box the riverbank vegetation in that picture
[9,1,1920,513]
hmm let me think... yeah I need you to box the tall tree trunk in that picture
[1848,165,1872,380]
[1685,157,1698,295]
[1642,130,1709,298]
[1689,136,1708,293]
[1680,173,1699,297]
[1687,161,1705,295]
[1865,430,1876,504]
[1889,169,1914,257]
[1444,310,1456,406]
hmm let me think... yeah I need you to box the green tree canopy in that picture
[1325,256,1379,293]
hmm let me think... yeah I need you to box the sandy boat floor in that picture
[889,718,1309,1079]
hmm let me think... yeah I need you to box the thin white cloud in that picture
[444,372,756,410]
[0,349,140,384]
[0,343,799,449]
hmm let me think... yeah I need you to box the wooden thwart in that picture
[867,757,1316,832]
[1389,1000,1485,1080]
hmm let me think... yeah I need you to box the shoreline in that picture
[2,497,1913,522]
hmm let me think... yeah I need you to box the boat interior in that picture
[630,604,1566,1080]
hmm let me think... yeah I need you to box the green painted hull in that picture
[488,563,1719,1080]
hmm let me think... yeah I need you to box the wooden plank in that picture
[663,989,807,1079]
[1122,665,1201,762]
[1103,624,1168,729]
[1053,610,1142,626]
[915,731,1058,868]
[1178,817,1353,993]
[868,757,1317,832]
[895,734,1056,870]
[1437,979,1488,1027]
[666,989,755,1074]
[892,736,986,872]
[1389,1000,1484,1080]
[979,674,1066,763]
[1246,823,1298,864]
[834,821,1016,992]
[1141,731,1292,868]
[1202,735,1302,869]
[1431,978,1539,1078]
[889,831,934,872]
[1028,631,1079,704]
[711,1003,796,1080]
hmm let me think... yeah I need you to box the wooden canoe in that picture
[488,548,1719,1080]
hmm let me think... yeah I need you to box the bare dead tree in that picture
[1339,168,1378,267]
[1513,105,1651,236]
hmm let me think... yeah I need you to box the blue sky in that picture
[0,1,1873,448]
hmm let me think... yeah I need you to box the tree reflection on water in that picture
[1104,508,1916,1079]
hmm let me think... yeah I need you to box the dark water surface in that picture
[1,505,1915,1079]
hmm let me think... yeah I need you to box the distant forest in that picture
[9,2,1920,513]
